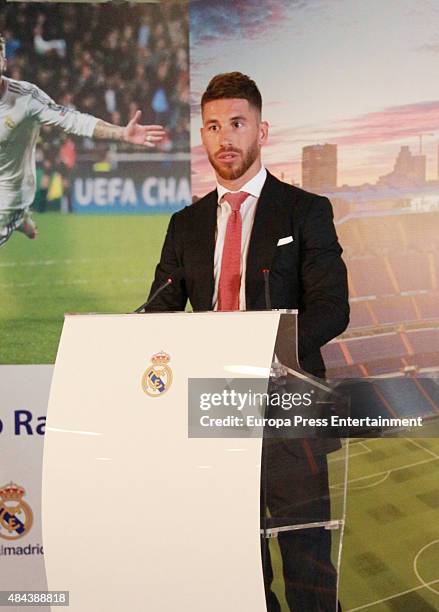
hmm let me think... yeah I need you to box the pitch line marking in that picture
[0,257,87,267]
[329,441,371,463]
[413,539,439,596]
[332,471,391,491]
[0,256,129,268]
[342,441,439,610]
[407,438,439,460]
[0,277,144,289]
[331,455,439,488]
[346,576,439,610]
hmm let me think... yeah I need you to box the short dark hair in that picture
[201,72,262,113]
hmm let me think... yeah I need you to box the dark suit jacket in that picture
[146,171,349,378]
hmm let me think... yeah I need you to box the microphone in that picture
[262,268,272,310]
[133,268,184,313]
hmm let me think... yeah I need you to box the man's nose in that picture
[218,127,233,147]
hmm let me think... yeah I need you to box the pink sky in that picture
[192,99,439,195]
[190,1,439,196]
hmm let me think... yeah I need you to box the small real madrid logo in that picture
[0,482,33,541]
[142,351,173,397]
[4,116,16,129]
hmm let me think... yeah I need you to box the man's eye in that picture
[208,125,219,132]
[233,121,243,128]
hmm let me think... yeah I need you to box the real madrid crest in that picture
[4,116,16,129]
[142,351,173,397]
[0,482,33,540]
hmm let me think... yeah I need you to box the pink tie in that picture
[218,191,249,311]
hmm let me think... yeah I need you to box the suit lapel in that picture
[192,190,217,310]
[193,174,285,310]
[246,173,283,306]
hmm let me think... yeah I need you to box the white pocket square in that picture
[277,236,293,246]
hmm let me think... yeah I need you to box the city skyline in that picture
[190,0,439,195]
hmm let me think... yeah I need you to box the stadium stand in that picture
[323,206,439,380]
[348,256,396,296]
[0,2,189,154]
[370,295,419,325]
[348,301,377,328]
[389,252,432,292]
[416,292,439,320]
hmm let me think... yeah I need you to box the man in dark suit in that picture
[146,72,349,611]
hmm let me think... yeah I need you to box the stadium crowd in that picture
[0,2,190,154]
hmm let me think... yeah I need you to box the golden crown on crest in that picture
[151,351,170,365]
[0,482,25,501]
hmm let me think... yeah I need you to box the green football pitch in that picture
[2,213,439,611]
[270,438,439,611]
[0,212,171,364]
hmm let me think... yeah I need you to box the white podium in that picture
[42,312,282,612]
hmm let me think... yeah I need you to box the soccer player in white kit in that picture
[0,34,165,247]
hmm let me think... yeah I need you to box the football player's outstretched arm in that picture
[28,83,165,148]
[93,111,165,148]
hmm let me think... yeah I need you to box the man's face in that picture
[200,98,268,183]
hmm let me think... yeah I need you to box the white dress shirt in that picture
[212,166,267,310]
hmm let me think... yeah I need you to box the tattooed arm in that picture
[93,111,165,148]
[93,121,125,142]
[29,86,165,147]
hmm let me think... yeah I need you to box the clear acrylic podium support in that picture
[260,312,349,612]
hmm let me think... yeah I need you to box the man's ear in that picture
[259,121,269,145]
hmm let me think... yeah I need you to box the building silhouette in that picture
[378,146,426,188]
[302,144,337,191]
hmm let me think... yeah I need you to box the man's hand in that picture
[123,110,165,148]
[93,112,166,148]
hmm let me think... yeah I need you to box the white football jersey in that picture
[0,77,98,214]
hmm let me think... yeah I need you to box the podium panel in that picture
[42,312,281,612]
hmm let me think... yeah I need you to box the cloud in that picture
[418,42,439,53]
[261,99,439,149]
[190,98,439,192]
[331,100,439,146]
[189,0,300,48]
